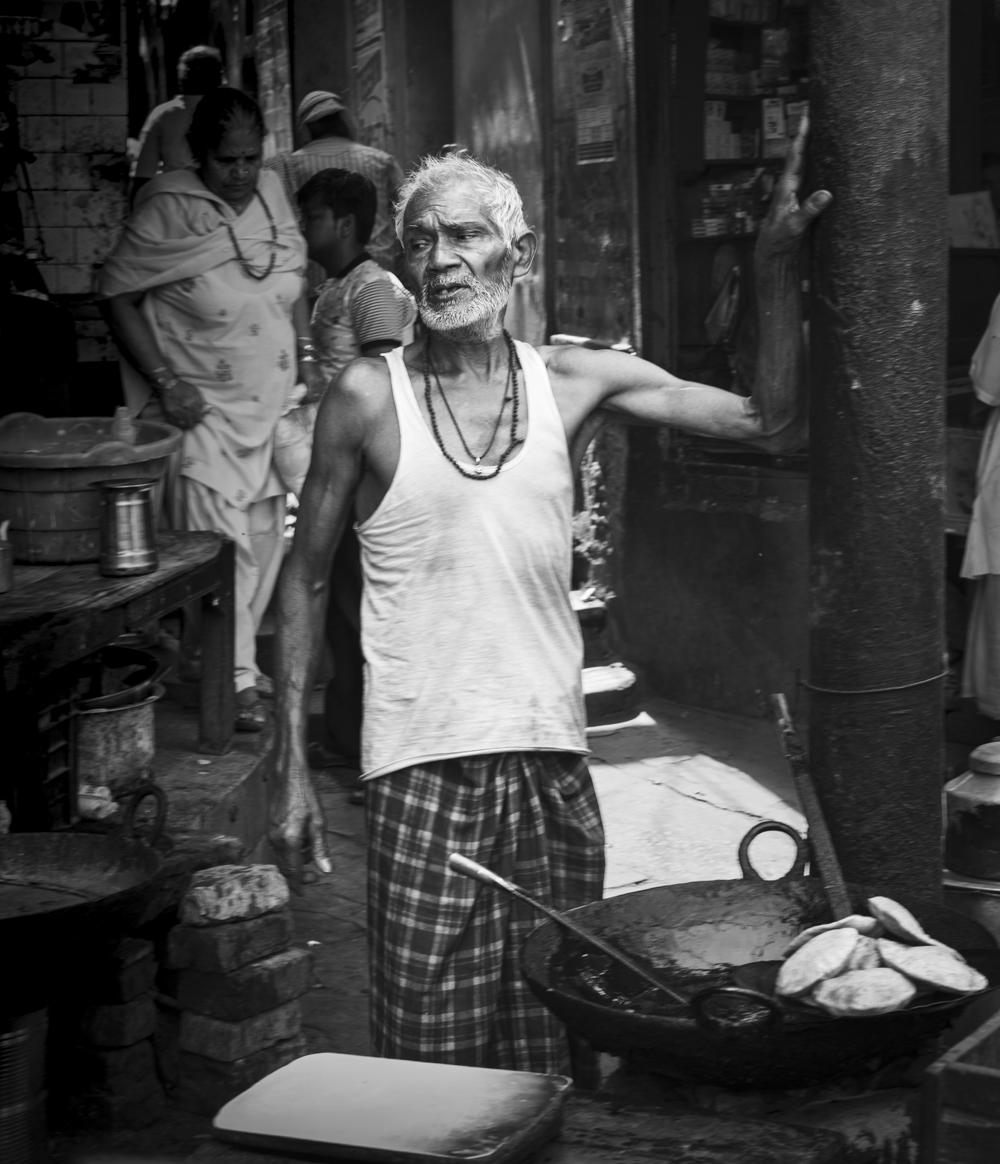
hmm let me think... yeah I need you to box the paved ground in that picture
[56,695,804,1163]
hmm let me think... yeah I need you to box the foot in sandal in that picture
[235,687,268,732]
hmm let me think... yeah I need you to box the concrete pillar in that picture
[807,1,948,902]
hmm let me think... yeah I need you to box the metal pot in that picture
[520,873,1000,1090]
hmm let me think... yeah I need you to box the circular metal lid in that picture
[970,742,1000,776]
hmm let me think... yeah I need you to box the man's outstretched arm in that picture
[269,372,368,884]
[557,117,831,451]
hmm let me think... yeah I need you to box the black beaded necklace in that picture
[224,190,278,281]
[422,330,521,481]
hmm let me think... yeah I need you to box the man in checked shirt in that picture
[266,91,404,287]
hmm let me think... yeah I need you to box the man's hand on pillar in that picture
[758,115,833,256]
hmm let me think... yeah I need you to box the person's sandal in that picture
[235,688,267,733]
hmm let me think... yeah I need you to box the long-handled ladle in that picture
[448,854,784,1029]
[448,853,688,1008]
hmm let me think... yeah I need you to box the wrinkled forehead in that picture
[402,177,501,235]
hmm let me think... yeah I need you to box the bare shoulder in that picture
[315,355,394,439]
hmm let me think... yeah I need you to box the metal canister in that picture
[945,741,1000,880]
[97,478,159,577]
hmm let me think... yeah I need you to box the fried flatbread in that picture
[776,927,859,997]
[867,896,947,948]
[783,914,883,956]
[811,968,917,1017]
[876,940,987,995]
[845,934,880,971]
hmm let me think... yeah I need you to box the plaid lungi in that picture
[366,751,605,1074]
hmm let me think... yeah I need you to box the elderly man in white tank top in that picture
[271,138,830,1075]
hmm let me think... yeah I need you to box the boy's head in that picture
[297,168,377,272]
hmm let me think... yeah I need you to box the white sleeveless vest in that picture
[357,342,588,779]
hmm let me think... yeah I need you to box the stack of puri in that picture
[774,897,989,1018]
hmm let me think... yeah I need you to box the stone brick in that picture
[24,151,56,189]
[174,1034,307,1116]
[177,948,312,1022]
[75,224,116,266]
[68,1078,165,1131]
[41,226,74,262]
[178,999,301,1062]
[17,78,54,114]
[21,114,62,151]
[78,335,117,361]
[54,79,91,115]
[86,938,158,1005]
[29,189,67,226]
[180,864,290,927]
[63,41,102,78]
[64,114,104,151]
[90,82,127,116]
[168,909,295,974]
[80,994,156,1048]
[153,1005,181,1094]
[98,114,128,151]
[23,41,63,78]
[66,186,127,227]
[54,152,96,189]
[73,1038,157,1091]
[56,263,96,293]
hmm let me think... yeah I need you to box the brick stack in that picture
[167,864,311,1115]
[59,938,165,1130]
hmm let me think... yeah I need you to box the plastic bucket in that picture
[76,684,164,794]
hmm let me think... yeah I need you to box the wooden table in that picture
[0,530,236,759]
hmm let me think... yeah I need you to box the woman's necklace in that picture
[422,331,521,481]
[224,190,278,281]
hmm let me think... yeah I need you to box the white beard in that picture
[417,269,512,343]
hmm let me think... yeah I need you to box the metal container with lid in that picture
[945,741,1000,880]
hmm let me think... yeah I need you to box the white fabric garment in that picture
[962,291,1000,579]
[357,342,588,779]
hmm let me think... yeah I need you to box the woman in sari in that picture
[99,88,323,731]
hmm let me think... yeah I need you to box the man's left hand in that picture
[758,114,832,256]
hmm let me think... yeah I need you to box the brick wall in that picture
[14,1,128,320]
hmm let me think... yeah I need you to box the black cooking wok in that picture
[0,832,163,1007]
[521,874,1000,1090]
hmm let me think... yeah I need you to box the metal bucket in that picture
[76,683,164,794]
[0,1011,47,1164]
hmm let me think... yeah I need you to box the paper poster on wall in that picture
[576,105,615,163]
[564,0,615,164]
[949,192,1000,249]
[354,37,388,151]
[353,0,383,48]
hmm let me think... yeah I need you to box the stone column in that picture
[807,1,948,902]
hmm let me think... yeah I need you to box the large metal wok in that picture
[521,872,1000,1090]
[0,832,163,1008]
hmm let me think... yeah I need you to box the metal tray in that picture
[212,1053,571,1163]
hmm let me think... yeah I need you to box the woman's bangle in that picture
[298,355,317,365]
[146,366,180,396]
[296,336,317,352]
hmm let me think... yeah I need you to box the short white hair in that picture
[393,154,530,246]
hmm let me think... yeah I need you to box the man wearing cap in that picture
[265,91,403,277]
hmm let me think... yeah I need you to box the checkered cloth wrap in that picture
[366,751,605,1074]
